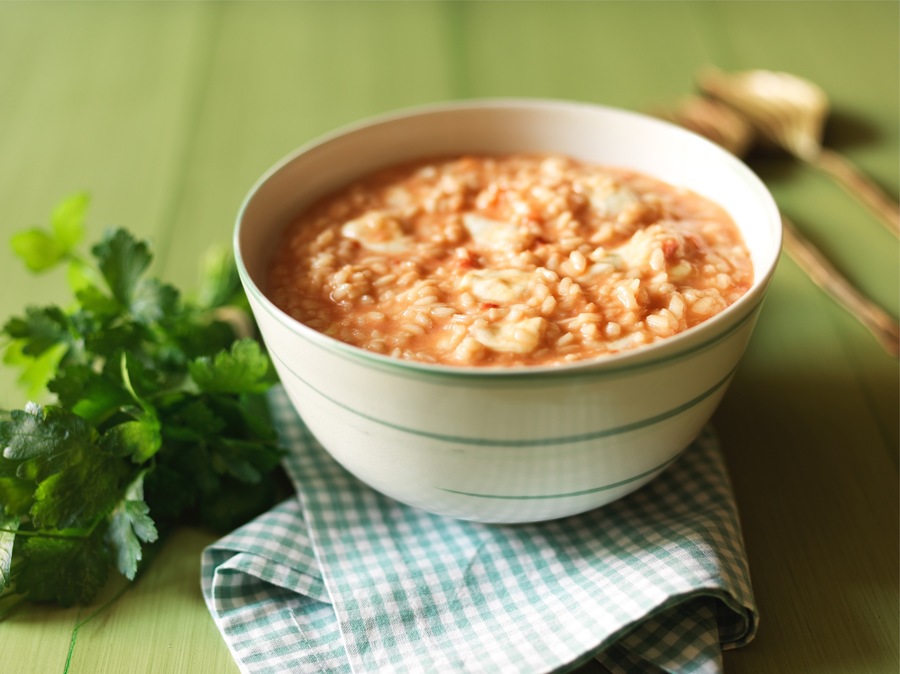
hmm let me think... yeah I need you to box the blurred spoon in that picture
[655,96,754,157]
[661,96,899,357]
[697,68,900,236]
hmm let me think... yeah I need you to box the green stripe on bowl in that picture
[271,350,737,447]
[437,453,679,500]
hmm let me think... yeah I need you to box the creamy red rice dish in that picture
[268,154,753,367]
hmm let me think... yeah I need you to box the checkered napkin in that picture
[201,387,757,674]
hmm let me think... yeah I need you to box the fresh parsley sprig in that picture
[0,194,285,609]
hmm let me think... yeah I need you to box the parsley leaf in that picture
[0,196,287,607]
[0,404,123,531]
[15,532,109,606]
[2,341,68,400]
[189,339,276,395]
[0,479,32,517]
[130,278,179,324]
[9,193,88,272]
[3,307,73,358]
[48,364,132,425]
[51,193,89,251]
[198,246,249,310]
[31,445,125,530]
[10,229,64,273]
[105,473,158,580]
[1,404,96,462]
[100,417,162,464]
[91,229,153,308]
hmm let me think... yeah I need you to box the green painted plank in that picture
[717,362,900,674]
[698,0,899,190]
[696,3,900,672]
[0,3,235,672]
[158,0,458,286]
[702,0,898,310]
[0,1,215,409]
[0,3,896,673]
[67,528,238,674]
[698,0,899,461]
[455,1,712,108]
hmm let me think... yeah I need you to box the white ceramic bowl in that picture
[235,99,781,523]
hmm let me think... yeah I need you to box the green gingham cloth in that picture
[201,387,758,673]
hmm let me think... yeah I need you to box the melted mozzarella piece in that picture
[614,225,687,273]
[589,183,640,217]
[460,268,532,303]
[341,211,411,253]
[470,316,545,354]
[462,213,521,251]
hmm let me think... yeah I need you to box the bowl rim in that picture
[234,97,782,380]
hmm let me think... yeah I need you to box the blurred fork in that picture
[660,96,899,357]
[697,68,900,236]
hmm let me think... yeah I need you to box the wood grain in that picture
[0,2,896,673]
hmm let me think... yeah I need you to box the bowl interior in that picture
[236,99,781,365]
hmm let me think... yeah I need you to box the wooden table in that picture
[1,2,896,672]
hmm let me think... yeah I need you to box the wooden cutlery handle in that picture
[781,215,899,356]
[813,148,900,237]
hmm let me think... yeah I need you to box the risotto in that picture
[268,154,753,367]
